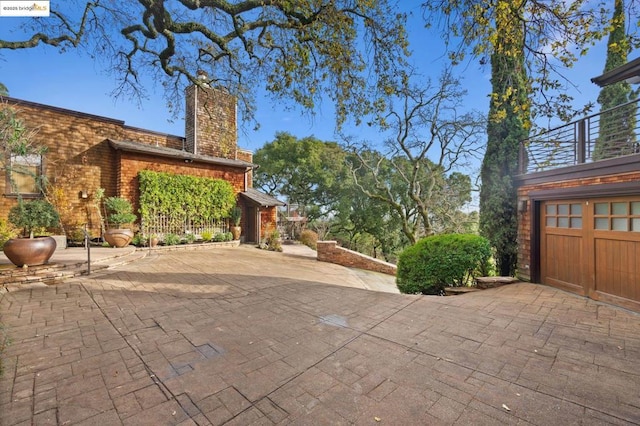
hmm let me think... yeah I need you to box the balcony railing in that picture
[519,98,640,174]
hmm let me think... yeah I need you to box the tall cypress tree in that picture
[594,0,636,160]
[479,4,530,277]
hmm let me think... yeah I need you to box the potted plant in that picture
[3,200,60,266]
[230,206,242,240]
[103,196,136,247]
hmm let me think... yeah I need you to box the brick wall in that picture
[517,170,640,281]
[317,241,397,276]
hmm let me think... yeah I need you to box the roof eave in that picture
[591,57,640,87]
[108,139,255,168]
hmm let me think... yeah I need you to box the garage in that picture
[541,197,640,310]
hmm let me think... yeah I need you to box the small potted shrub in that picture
[229,206,242,240]
[103,196,137,247]
[4,200,60,266]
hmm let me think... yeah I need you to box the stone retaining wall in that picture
[316,241,397,276]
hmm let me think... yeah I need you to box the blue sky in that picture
[0,2,612,155]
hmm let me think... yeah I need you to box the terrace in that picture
[519,98,640,175]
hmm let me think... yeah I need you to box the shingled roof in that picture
[108,139,255,168]
[241,188,286,207]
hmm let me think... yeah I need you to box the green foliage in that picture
[212,232,226,242]
[0,2,408,129]
[299,229,318,250]
[224,232,233,242]
[424,0,609,123]
[201,230,213,242]
[0,218,17,249]
[230,206,242,226]
[254,132,349,221]
[8,200,60,238]
[264,229,282,252]
[184,232,196,244]
[104,196,136,225]
[479,24,529,277]
[396,234,492,295]
[594,0,637,161]
[132,233,147,247]
[139,170,236,228]
[164,233,180,246]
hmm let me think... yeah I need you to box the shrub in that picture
[185,232,196,244]
[132,233,148,247]
[213,232,225,242]
[201,230,213,242]
[0,218,17,249]
[104,196,136,226]
[224,232,233,241]
[164,233,180,245]
[396,234,492,295]
[299,229,318,250]
[8,200,60,238]
[265,229,282,252]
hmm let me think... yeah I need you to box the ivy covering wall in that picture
[138,170,236,228]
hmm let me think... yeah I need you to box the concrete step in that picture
[0,248,148,288]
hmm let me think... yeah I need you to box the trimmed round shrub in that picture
[299,229,318,250]
[396,234,492,295]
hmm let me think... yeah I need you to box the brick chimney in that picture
[185,73,237,159]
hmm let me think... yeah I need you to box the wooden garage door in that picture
[541,197,640,310]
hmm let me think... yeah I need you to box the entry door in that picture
[540,197,640,310]
[246,206,257,243]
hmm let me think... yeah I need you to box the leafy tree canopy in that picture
[423,0,613,125]
[0,0,408,128]
[254,132,348,221]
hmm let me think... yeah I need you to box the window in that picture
[545,202,583,229]
[594,201,640,232]
[5,153,43,196]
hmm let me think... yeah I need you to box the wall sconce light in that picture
[80,190,88,199]
[518,199,528,213]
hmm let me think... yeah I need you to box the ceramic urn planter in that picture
[3,236,57,267]
[104,229,134,248]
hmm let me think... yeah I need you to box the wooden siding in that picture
[0,92,268,241]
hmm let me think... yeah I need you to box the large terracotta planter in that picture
[231,226,241,240]
[3,236,57,267]
[104,228,134,248]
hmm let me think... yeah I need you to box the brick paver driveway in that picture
[1,246,640,425]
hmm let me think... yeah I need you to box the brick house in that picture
[1,83,284,243]
[516,58,640,311]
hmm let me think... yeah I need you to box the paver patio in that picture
[1,245,639,425]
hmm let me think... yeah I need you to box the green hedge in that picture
[139,170,236,226]
[396,234,492,295]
